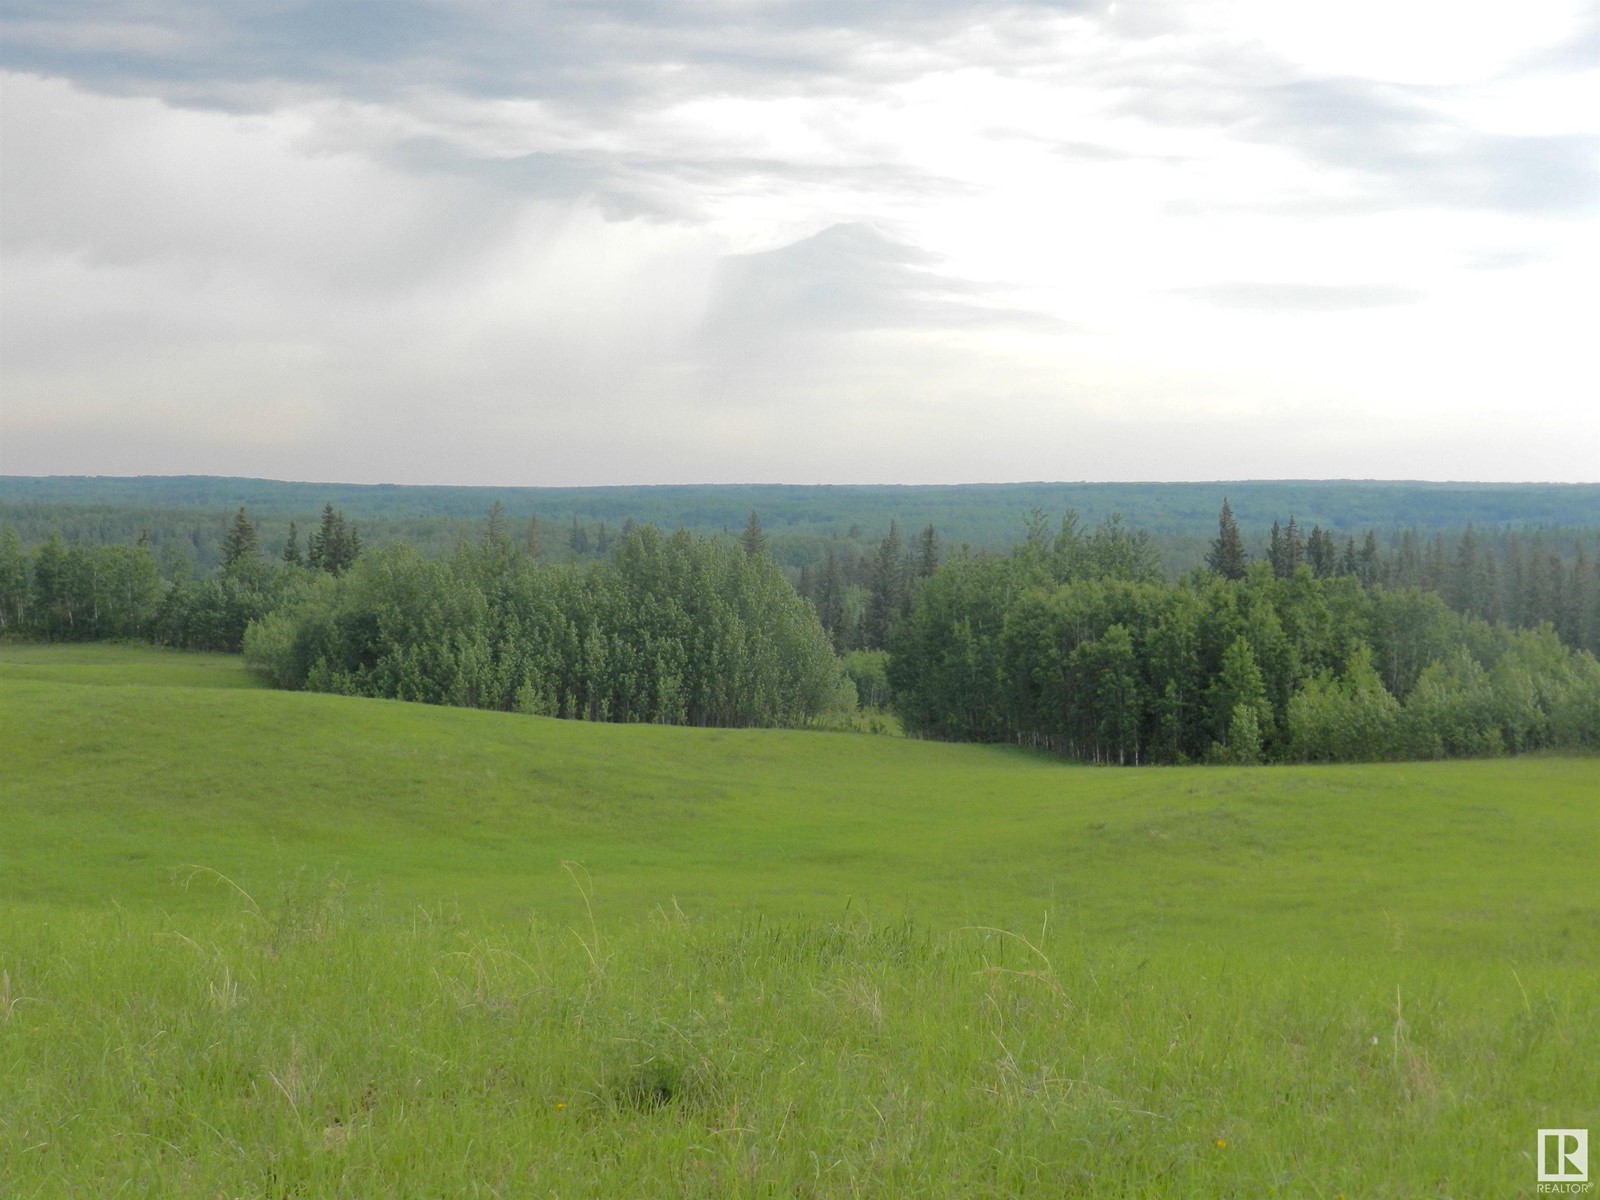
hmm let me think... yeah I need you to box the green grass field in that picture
[2,643,1596,1197]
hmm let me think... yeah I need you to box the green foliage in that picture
[0,526,30,631]
[281,520,303,566]
[0,530,164,641]
[1210,636,1273,758]
[307,504,360,574]
[246,527,846,728]
[863,519,908,650]
[740,510,768,557]
[1205,498,1248,580]
[841,649,891,709]
[1222,702,1264,764]
[891,540,1600,764]
[220,506,259,570]
[1286,646,1402,762]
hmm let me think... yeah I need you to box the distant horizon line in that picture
[3,473,1598,490]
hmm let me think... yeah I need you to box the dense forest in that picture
[4,476,1597,654]
[245,522,846,728]
[889,512,1599,763]
[2,490,1596,761]
[4,475,1596,582]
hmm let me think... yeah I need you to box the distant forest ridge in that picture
[4,476,1597,542]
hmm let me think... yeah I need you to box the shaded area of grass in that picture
[0,641,269,690]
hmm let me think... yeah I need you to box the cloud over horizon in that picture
[2,0,1596,484]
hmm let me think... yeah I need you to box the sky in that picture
[1,1,1597,485]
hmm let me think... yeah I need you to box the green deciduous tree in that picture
[0,527,28,631]
[1209,635,1272,757]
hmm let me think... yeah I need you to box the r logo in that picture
[1540,1129,1589,1183]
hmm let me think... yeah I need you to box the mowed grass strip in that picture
[2,643,1597,1196]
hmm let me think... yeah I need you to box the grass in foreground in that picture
[2,643,1597,1196]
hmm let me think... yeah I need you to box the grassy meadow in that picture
[2,642,1596,1196]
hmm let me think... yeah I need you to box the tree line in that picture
[1202,499,1599,656]
[244,520,847,727]
[888,506,1600,764]
[4,499,1596,760]
[0,505,362,651]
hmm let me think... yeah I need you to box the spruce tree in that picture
[1280,516,1303,578]
[1358,531,1380,587]
[1424,532,1446,593]
[221,507,259,570]
[865,521,907,648]
[1205,499,1247,581]
[282,522,303,566]
[309,504,359,574]
[568,519,591,556]
[741,511,768,557]
[1448,527,1481,615]
[818,549,846,652]
[1308,525,1336,578]
[482,501,509,550]
[916,524,940,580]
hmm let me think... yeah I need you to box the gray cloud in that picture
[701,223,1068,350]
[12,1,1589,224]
[0,1,1088,108]
[1,0,1595,484]
[1248,78,1600,215]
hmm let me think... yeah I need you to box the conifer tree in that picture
[282,522,303,566]
[221,507,259,570]
[818,549,847,652]
[482,501,509,550]
[741,511,768,557]
[1308,525,1336,578]
[1205,499,1247,580]
[568,519,590,556]
[1280,516,1303,579]
[308,504,359,574]
[1340,536,1359,577]
[864,521,906,649]
[1424,532,1446,593]
[916,524,940,579]
[1358,531,1380,587]
[524,516,543,560]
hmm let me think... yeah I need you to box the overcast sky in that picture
[1,1,1597,485]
